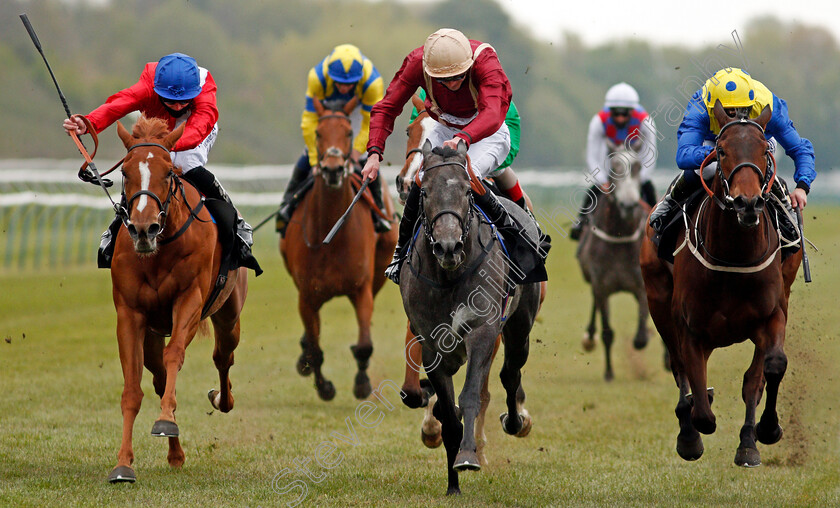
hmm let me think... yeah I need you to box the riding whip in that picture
[323,177,370,244]
[795,207,812,283]
[19,13,112,189]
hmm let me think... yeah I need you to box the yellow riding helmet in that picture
[423,28,473,78]
[702,68,756,109]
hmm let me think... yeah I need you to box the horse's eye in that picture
[717,149,725,158]
[315,132,321,139]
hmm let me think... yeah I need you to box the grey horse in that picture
[399,140,541,495]
[577,139,651,380]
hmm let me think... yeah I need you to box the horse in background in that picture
[280,99,398,400]
[108,116,248,483]
[640,102,802,466]
[577,139,651,380]
[400,141,541,495]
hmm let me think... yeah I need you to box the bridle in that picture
[121,142,204,244]
[700,118,777,211]
[419,160,474,248]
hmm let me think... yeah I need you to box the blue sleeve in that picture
[766,95,816,190]
[676,90,714,170]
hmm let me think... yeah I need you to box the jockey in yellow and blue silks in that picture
[276,44,390,235]
[650,68,816,239]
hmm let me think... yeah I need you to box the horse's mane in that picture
[431,146,460,158]
[132,115,170,140]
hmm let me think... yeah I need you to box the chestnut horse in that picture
[577,139,651,380]
[397,96,545,466]
[280,100,397,400]
[640,102,802,467]
[108,116,248,483]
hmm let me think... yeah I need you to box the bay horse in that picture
[640,101,802,467]
[108,116,248,483]
[577,139,650,380]
[280,100,398,400]
[400,140,541,495]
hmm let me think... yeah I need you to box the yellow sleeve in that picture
[354,74,384,154]
[303,67,325,167]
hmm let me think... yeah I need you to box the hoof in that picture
[755,422,784,445]
[353,371,372,399]
[151,419,179,437]
[633,334,649,350]
[581,336,595,352]
[400,388,425,409]
[500,412,522,436]
[317,380,336,401]
[515,412,533,438]
[604,370,614,382]
[107,465,136,483]
[454,449,481,471]
[296,354,313,376]
[207,389,221,410]
[676,432,704,461]
[734,446,761,467]
[421,428,442,448]
[446,487,461,496]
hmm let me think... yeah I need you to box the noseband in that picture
[419,160,474,246]
[120,142,177,237]
[701,119,777,210]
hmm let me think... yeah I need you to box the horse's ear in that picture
[411,93,425,112]
[755,105,772,129]
[456,140,468,156]
[421,139,433,158]
[712,99,732,129]
[163,122,186,151]
[343,96,359,116]
[116,121,134,149]
[313,98,325,116]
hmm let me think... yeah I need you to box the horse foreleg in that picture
[582,299,597,352]
[143,329,184,469]
[675,375,704,461]
[682,334,715,435]
[632,283,650,350]
[424,349,462,496]
[349,288,374,399]
[401,321,426,408]
[499,317,531,436]
[735,346,766,467]
[421,391,442,448]
[475,335,501,465]
[297,297,334,401]
[154,295,202,437]
[454,330,495,471]
[595,289,615,381]
[108,308,146,483]
[755,309,788,447]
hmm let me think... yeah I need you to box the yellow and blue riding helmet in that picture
[702,68,756,109]
[326,44,364,84]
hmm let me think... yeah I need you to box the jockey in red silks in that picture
[361,28,548,285]
[570,82,658,240]
[62,53,259,272]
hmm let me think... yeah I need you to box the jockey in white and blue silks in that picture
[650,67,816,235]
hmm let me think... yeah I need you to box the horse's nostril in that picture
[147,223,161,237]
[453,241,463,257]
[432,243,444,257]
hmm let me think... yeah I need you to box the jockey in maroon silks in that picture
[361,28,548,284]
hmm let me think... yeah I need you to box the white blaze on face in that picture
[136,152,154,212]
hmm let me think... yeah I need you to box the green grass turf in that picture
[1,207,838,506]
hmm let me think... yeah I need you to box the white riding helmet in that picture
[423,28,473,78]
[604,82,640,109]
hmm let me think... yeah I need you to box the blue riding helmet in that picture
[326,44,364,84]
[154,53,202,101]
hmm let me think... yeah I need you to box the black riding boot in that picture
[367,172,392,233]
[384,182,421,284]
[570,185,601,241]
[97,207,124,269]
[769,177,799,248]
[640,179,658,208]
[276,153,313,234]
[182,166,261,274]
[474,184,549,283]
[649,172,696,233]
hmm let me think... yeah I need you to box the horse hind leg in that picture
[581,300,597,352]
[632,283,650,350]
[755,314,788,447]
[144,330,184,469]
[675,380,704,461]
[596,291,615,381]
[421,390,443,449]
[208,300,243,413]
[499,320,531,436]
[735,347,766,467]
